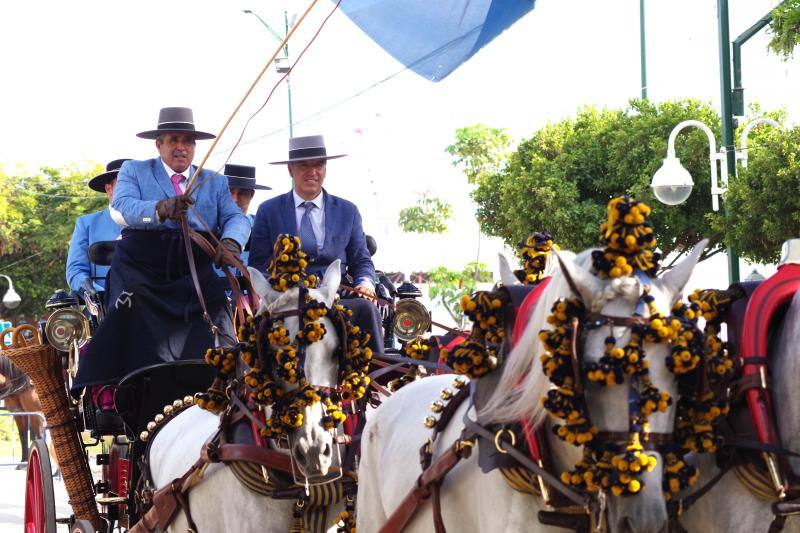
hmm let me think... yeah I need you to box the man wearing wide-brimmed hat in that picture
[249,134,384,355]
[225,163,270,217]
[74,107,250,391]
[65,159,129,293]
[222,163,270,271]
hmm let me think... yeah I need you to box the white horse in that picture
[358,241,707,533]
[146,261,345,532]
[679,289,800,533]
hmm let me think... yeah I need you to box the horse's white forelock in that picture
[265,287,301,315]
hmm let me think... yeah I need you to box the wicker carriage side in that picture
[5,342,103,531]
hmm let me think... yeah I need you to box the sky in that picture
[1,0,798,299]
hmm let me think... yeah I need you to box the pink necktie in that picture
[170,173,184,196]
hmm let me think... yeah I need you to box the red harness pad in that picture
[511,277,552,462]
[740,263,800,446]
[512,277,552,348]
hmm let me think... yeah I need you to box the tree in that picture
[769,0,800,59]
[445,124,511,185]
[427,262,492,327]
[0,164,105,321]
[722,119,800,263]
[468,99,741,262]
[398,194,453,233]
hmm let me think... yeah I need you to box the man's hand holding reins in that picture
[214,238,242,268]
[156,194,195,222]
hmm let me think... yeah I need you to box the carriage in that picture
[10,198,800,532]
[7,237,436,533]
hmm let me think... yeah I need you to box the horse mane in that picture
[478,249,593,428]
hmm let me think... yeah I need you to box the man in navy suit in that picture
[65,159,128,293]
[74,107,250,391]
[249,135,383,354]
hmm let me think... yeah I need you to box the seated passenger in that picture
[249,135,384,356]
[73,107,250,391]
[217,163,271,275]
[65,159,128,294]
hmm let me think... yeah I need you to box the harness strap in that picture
[378,445,468,533]
[735,373,772,399]
[667,450,738,520]
[369,361,412,381]
[130,457,206,533]
[376,353,453,373]
[461,411,588,508]
[420,386,471,469]
[723,435,800,459]
[595,431,674,450]
[215,443,294,472]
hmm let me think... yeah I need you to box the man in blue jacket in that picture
[249,135,383,354]
[74,107,250,390]
[65,159,128,293]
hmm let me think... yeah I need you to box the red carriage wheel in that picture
[71,519,96,532]
[24,439,56,533]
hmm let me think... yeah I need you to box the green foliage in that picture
[445,125,511,185]
[769,0,800,59]
[427,262,492,326]
[722,120,800,263]
[398,195,453,233]
[469,99,731,261]
[0,164,105,321]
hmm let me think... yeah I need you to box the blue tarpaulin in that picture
[337,0,536,82]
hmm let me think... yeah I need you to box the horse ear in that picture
[499,253,521,287]
[318,259,342,306]
[656,238,709,303]
[554,250,602,308]
[247,267,280,304]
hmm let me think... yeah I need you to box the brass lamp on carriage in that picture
[44,290,91,382]
[392,281,431,342]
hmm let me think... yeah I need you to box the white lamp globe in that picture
[2,287,21,309]
[651,157,694,206]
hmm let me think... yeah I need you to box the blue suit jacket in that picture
[66,208,121,291]
[249,190,375,284]
[112,158,250,248]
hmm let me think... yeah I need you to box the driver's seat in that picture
[114,360,215,437]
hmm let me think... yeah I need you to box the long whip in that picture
[185,0,320,193]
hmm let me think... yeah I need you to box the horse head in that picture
[555,239,707,533]
[483,240,707,533]
[248,260,342,481]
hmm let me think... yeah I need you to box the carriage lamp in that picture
[0,274,21,309]
[393,298,431,341]
[45,308,90,352]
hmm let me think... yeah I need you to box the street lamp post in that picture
[639,0,647,100]
[650,117,780,284]
[0,274,22,309]
[243,9,294,137]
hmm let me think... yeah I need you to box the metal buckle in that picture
[455,439,475,453]
[494,428,516,454]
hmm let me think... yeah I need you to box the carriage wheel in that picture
[71,519,96,533]
[23,439,56,533]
